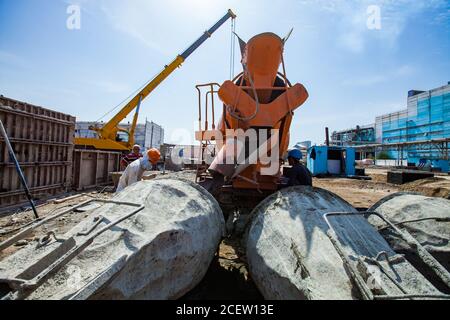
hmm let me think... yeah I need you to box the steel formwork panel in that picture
[72,149,121,190]
[0,96,75,209]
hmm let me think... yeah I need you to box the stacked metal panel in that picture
[72,149,121,190]
[0,96,75,209]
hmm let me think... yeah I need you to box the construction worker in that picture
[116,148,161,192]
[147,148,161,170]
[120,144,143,169]
[283,149,312,187]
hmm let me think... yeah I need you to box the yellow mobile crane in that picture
[75,9,236,151]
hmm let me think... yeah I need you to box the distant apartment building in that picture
[75,120,164,150]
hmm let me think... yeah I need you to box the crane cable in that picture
[97,16,238,125]
[96,16,237,125]
[226,20,260,122]
[94,66,166,123]
[226,63,260,122]
[229,18,236,80]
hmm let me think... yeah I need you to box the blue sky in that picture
[0,0,449,145]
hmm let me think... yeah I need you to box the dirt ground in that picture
[1,167,449,299]
[314,168,450,209]
[0,191,113,260]
[313,176,398,209]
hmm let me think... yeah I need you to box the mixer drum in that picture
[246,186,442,300]
[0,178,224,300]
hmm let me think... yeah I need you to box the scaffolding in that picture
[354,138,450,168]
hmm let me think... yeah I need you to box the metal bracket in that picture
[77,215,105,236]
[324,211,450,300]
[0,199,144,300]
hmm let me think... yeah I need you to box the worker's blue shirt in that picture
[284,163,312,187]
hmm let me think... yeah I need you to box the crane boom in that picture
[75,9,236,151]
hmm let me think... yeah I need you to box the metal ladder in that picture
[195,83,221,184]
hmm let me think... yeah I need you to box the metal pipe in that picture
[0,119,39,219]
[0,198,141,252]
[210,84,216,130]
[205,88,209,131]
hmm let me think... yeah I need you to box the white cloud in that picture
[63,0,96,16]
[362,99,406,113]
[432,8,450,26]
[0,50,28,68]
[342,65,416,86]
[99,3,168,54]
[394,65,415,77]
[299,0,449,53]
[338,29,365,53]
[341,74,387,86]
[86,79,131,94]
[298,0,342,13]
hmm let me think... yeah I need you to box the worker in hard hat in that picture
[283,149,312,187]
[120,144,143,170]
[147,148,161,170]
[116,148,161,192]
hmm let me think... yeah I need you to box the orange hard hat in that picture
[147,148,161,165]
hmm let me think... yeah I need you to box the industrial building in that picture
[75,120,164,150]
[331,82,450,171]
[331,124,376,147]
[377,83,450,162]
